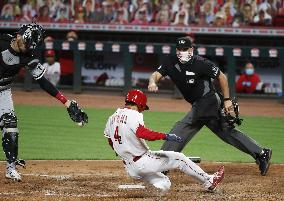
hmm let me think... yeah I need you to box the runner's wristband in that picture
[224,98,231,101]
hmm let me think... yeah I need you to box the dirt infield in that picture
[0,160,283,201]
[12,89,284,117]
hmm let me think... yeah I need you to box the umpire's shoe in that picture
[6,162,22,182]
[257,148,272,176]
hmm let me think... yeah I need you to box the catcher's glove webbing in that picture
[67,100,88,126]
[223,98,243,128]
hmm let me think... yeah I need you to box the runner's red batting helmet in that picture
[125,89,149,111]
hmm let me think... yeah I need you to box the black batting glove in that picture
[165,134,183,143]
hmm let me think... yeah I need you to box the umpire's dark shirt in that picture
[157,55,220,104]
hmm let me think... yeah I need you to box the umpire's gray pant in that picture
[161,110,263,160]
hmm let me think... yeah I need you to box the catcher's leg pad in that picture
[1,113,19,163]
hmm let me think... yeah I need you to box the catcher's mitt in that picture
[67,100,88,126]
[222,98,243,129]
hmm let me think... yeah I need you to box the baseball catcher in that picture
[0,23,88,181]
[148,36,272,176]
[104,89,224,192]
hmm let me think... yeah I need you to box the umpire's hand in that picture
[224,99,233,114]
[148,82,159,92]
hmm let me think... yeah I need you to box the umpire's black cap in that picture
[176,37,193,49]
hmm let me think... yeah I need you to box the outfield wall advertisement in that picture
[81,52,172,89]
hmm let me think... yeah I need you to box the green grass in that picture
[0,105,283,163]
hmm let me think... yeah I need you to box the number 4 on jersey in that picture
[114,126,122,144]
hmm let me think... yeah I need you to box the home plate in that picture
[118,184,145,189]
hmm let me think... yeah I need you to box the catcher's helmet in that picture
[125,89,149,111]
[18,23,44,50]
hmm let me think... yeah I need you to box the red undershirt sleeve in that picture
[135,124,166,141]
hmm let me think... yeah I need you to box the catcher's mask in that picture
[125,89,149,112]
[18,23,44,50]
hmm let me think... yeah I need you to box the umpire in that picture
[148,36,272,176]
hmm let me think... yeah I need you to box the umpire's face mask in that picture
[176,48,193,63]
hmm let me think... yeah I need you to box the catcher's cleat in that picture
[15,159,26,169]
[6,162,22,182]
[257,148,272,176]
[204,166,225,191]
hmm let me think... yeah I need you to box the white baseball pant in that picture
[0,88,15,120]
[124,150,212,192]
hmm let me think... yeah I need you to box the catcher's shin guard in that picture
[1,113,19,163]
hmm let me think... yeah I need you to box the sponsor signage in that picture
[95,42,103,51]
[112,44,120,52]
[269,49,278,57]
[145,45,154,54]
[62,42,70,50]
[162,45,171,54]
[197,47,206,55]
[129,44,137,53]
[233,48,241,56]
[78,42,86,50]
[251,48,260,57]
[45,42,53,49]
[215,47,224,56]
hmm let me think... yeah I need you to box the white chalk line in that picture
[21,172,119,179]
[0,190,116,198]
[43,190,116,198]
[22,173,93,177]
[0,192,26,196]
[0,160,283,165]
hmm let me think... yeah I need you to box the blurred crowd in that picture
[0,0,283,26]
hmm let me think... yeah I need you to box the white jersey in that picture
[43,62,61,86]
[104,108,149,161]
[43,62,61,76]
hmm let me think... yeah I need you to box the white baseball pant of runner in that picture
[124,150,211,191]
